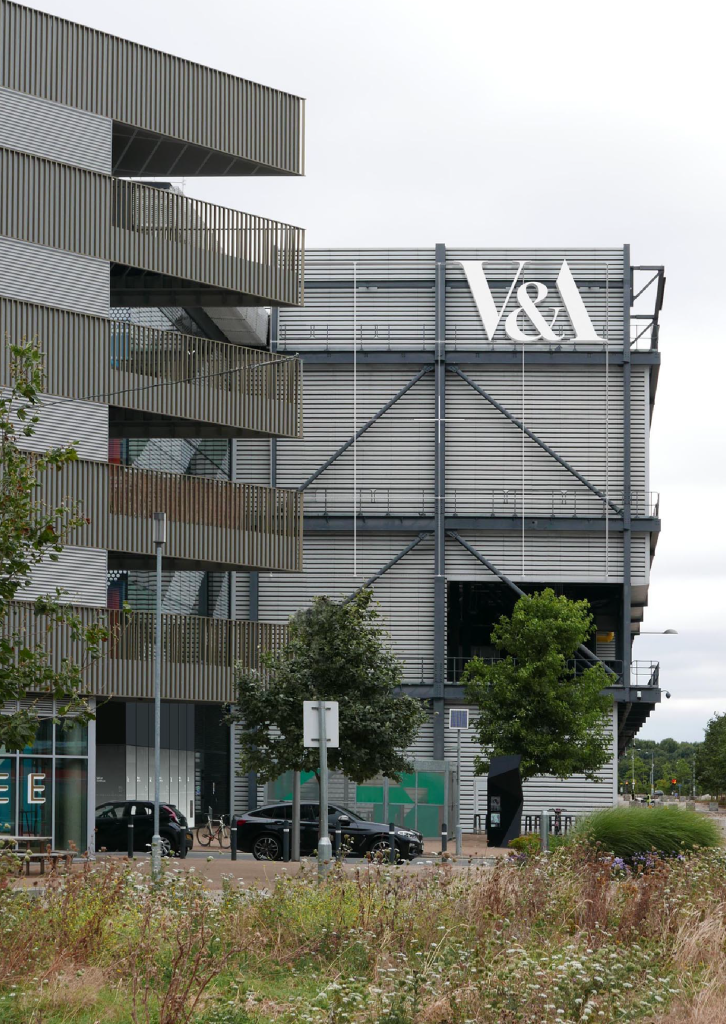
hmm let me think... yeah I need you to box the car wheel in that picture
[368,837,396,861]
[159,835,173,858]
[252,834,282,861]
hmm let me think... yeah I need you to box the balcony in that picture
[40,460,303,573]
[0,0,305,178]
[8,602,285,702]
[0,147,304,308]
[0,297,302,439]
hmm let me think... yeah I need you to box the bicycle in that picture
[196,811,231,849]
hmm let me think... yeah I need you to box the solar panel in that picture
[449,709,469,730]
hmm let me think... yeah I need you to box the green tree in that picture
[696,713,726,797]
[0,341,109,751]
[462,588,612,782]
[228,589,427,784]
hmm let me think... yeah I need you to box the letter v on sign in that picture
[457,258,606,343]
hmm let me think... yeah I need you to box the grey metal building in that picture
[0,1,305,848]
[234,246,665,828]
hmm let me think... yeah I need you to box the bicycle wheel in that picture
[219,825,231,849]
[196,824,214,847]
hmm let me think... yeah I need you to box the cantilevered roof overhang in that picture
[0,0,305,178]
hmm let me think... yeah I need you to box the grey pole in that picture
[455,728,462,855]
[317,700,332,878]
[291,771,301,861]
[151,511,166,881]
[540,812,550,852]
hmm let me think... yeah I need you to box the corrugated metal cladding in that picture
[276,365,435,507]
[0,85,111,172]
[0,236,109,315]
[233,439,272,485]
[445,532,648,584]
[447,365,648,515]
[2,389,108,461]
[256,534,435,685]
[445,249,624,350]
[17,546,107,606]
[0,0,304,176]
[437,704,616,827]
[277,250,436,351]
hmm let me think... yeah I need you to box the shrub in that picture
[508,833,541,856]
[571,805,723,857]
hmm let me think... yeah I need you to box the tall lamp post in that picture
[151,512,166,880]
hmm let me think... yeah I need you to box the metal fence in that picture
[6,601,287,702]
[0,297,302,438]
[0,146,304,307]
[38,460,304,572]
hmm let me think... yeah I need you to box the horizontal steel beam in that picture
[303,516,661,533]
[294,349,661,367]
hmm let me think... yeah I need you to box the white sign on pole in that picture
[303,701,339,749]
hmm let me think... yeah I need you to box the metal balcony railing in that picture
[0,297,302,439]
[38,460,303,573]
[0,147,304,307]
[6,602,286,702]
[446,656,625,684]
[304,487,660,519]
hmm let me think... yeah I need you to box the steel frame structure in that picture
[271,244,665,757]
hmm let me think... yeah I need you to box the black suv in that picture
[237,802,424,861]
[95,801,193,856]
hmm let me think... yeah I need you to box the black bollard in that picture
[127,821,134,859]
[283,825,290,862]
[389,822,396,865]
[230,825,237,862]
[441,822,448,854]
[178,831,188,859]
[334,828,342,858]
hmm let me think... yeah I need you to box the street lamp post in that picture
[151,512,166,881]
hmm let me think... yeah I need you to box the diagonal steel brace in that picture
[297,365,433,491]
[447,530,617,677]
[344,533,432,604]
[448,365,623,516]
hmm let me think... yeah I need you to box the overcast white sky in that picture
[37,0,726,742]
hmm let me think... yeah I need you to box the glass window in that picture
[268,805,292,819]
[0,757,15,838]
[55,720,88,756]
[18,758,52,841]
[22,719,53,755]
[96,804,118,819]
[300,804,319,822]
[54,759,87,852]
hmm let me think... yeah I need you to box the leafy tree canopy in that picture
[696,713,726,797]
[462,588,612,782]
[228,589,427,785]
[0,342,108,750]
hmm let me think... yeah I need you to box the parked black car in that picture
[237,802,424,861]
[95,801,193,856]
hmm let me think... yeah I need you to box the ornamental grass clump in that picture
[571,805,722,858]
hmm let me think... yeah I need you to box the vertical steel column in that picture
[270,307,279,487]
[246,570,259,808]
[433,243,447,760]
[621,245,632,695]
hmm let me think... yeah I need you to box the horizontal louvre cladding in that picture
[446,365,647,514]
[17,545,107,606]
[233,439,271,484]
[5,601,286,702]
[0,297,302,437]
[1,388,108,461]
[257,534,435,684]
[0,85,111,171]
[445,248,625,351]
[233,572,250,620]
[0,147,304,307]
[442,705,615,829]
[445,531,648,584]
[276,365,435,499]
[37,460,303,573]
[0,236,109,315]
[277,249,436,352]
[0,0,304,176]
